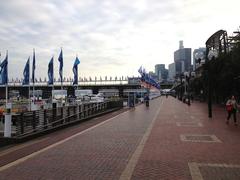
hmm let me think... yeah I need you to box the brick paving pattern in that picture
[131,97,240,180]
[0,97,240,180]
[0,100,161,180]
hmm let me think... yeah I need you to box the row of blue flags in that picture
[138,66,161,89]
[0,49,80,86]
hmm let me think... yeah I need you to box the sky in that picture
[0,0,239,80]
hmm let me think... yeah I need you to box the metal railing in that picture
[7,100,123,138]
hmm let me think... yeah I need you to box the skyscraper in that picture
[155,64,168,81]
[168,63,176,81]
[174,41,191,76]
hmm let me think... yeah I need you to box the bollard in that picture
[4,103,12,137]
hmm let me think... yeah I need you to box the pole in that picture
[180,74,183,101]
[187,73,191,106]
[29,84,31,111]
[4,94,12,137]
[205,48,212,118]
[5,85,8,104]
[32,49,35,103]
[52,55,54,104]
[208,66,212,118]
[4,50,12,137]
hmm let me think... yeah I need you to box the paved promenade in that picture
[0,97,240,180]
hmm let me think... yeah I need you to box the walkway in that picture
[0,97,240,180]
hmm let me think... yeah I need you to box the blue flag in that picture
[22,57,30,85]
[48,57,54,85]
[0,52,8,85]
[32,49,36,83]
[138,66,142,75]
[72,57,80,85]
[58,49,63,83]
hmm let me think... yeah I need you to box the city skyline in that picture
[0,0,239,79]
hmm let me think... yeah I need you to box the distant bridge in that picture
[0,79,173,99]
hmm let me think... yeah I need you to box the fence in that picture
[8,100,123,138]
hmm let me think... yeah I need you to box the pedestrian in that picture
[226,95,239,125]
[144,94,150,107]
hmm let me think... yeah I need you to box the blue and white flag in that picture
[72,56,80,85]
[48,57,54,85]
[0,52,8,85]
[138,66,142,75]
[58,49,63,83]
[22,57,30,85]
[32,49,36,83]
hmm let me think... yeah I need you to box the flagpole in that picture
[29,57,31,111]
[32,49,35,103]
[28,83,30,106]
[52,55,54,103]
[5,83,8,105]
[61,48,63,90]
[5,50,8,105]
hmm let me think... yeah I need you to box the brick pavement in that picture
[0,99,162,179]
[131,97,240,180]
[0,97,239,180]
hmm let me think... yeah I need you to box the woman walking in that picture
[226,95,239,125]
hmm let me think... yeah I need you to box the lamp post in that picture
[185,71,192,106]
[205,49,218,118]
[180,73,183,101]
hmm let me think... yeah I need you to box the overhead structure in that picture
[205,30,228,59]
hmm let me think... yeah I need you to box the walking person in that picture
[144,94,150,107]
[226,95,239,125]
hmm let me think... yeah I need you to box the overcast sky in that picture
[0,0,239,79]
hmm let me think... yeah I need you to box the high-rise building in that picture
[193,48,206,70]
[155,64,165,79]
[155,64,168,81]
[168,63,176,81]
[174,41,191,76]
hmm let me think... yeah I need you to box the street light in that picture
[205,49,218,118]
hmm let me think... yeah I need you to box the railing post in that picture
[61,107,63,124]
[73,105,76,119]
[44,110,47,129]
[67,106,70,122]
[77,104,80,120]
[82,104,86,118]
[87,104,91,116]
[52,103,56,127]
[20,112,24,135]
[32,111,36,131]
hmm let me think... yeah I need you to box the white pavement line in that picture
[0,111,128,172]
[119,99,163,180]
[188,162,204,180]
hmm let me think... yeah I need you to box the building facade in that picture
[168,62,176,81]
[174,41,191,76]
[155,64,168,82]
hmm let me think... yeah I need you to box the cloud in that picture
[0,0,239,79]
